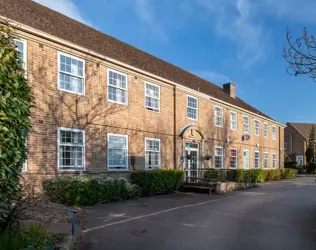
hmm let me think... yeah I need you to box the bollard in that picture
[62,208,77,236]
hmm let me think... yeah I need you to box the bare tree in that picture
[283,27,316,81]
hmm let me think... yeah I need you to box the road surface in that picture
[79,176,316,250]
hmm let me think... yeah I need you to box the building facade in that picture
[284,122,315,166]
[0,0,285,193]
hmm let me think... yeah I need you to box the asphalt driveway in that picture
[79,176,316,250]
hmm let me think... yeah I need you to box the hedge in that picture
[204,168,296,183]
[46,176,140,206]
[0,23,33,230]
[131,169,184,196]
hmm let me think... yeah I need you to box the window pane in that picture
[146,139,159,151]
[108,149,127,167]
[146,84,159,98]
[108,135,127,149]
[188,96,197,108]
[108,70,127,89]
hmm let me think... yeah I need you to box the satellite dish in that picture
[243,134,251,140]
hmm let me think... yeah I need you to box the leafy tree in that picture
[306,125,316,164]
[0,21,33,231]
[283,28,316,81]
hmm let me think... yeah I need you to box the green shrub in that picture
[0,23,33,230]
[46,176,140,206]
[204,169,218,180]
[0,223,54,250]
[248,169,264,183]
[131,169,184,197]
[280,168,297,179]
[264,169,296,181]
[235,169,246,182]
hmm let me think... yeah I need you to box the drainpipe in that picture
[173,86,177,169]
[279,126,282,168]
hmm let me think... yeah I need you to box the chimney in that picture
[223,82,236,98]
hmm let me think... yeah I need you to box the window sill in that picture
[58,88,85,96]
[107,168,130,172]
[108,99,128,106]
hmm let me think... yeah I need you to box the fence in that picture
[183,168,254,184]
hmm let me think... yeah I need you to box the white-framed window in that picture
[264,152,269,169]
[272,153,277,168]
[58,52,85,95]
[215,106,224,127]
[254,119,260,136]
[284,142,287,151]
[145,138,160,170]
[214,146,224,168]
[264,123,268,138]
[187,95,198,120]
[243,116,249,134]
[254,151,260,169]
[230,148,237,168]
[108,68,128,105]
[230,111,237,130]
[243,149,250,169]
[272,126,277,140]
[107,133,128,171]
[13,39,27,70]
[145,82,160,111]
[58,128,85,171]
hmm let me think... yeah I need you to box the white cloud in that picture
[33,0,89,25]
[134,0,167,41]
[194,70,232,85]
[260,0,316,24]
[196,0,267,68]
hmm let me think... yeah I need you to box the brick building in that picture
[0,0,285,193]
[284,122,315,166]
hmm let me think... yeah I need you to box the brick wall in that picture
[17,30,284,193]
[284,125,306,164]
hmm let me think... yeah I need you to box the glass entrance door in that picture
[185,143,199,182]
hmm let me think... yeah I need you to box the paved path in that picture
[79,176,316,250]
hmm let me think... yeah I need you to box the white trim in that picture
[107,68,128,105]
[272,153,277,168]
[215,105,224,128]
[296,155,304,166]
[264,122,269,138]
[243,115,250,134]
[263,152,269,169]
[187,95,198,121]
[243,149,250,169]
[272,125,277,140]
[254,119,260,136]
[230,111,237,131]
[5,19,286,127]
[107,133,129,171]
[254,151,260,169]
[214,146,224,169]
[229,148,238,169]
[145,138,161,170]
[144,82,160,112]
[57,51,85,96]
[57,127,86,172]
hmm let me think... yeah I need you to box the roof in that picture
[287,122,316,139]
[0,0,276,122]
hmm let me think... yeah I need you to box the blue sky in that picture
[34,0,316,124]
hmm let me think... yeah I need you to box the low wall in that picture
[216,182,257,194]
